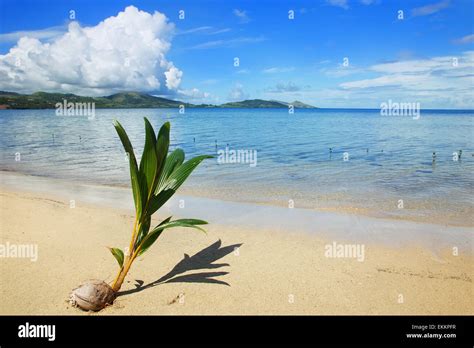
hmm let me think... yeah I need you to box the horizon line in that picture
[1,90,473,111]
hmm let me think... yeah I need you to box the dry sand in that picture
[0,189,472,315]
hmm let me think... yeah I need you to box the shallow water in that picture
[0,108,473,225]
[1,172,472,252]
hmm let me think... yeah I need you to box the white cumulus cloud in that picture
[0,6,183,96]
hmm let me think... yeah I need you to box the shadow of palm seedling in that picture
[117,239,242,297]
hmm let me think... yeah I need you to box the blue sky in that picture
[0,0,473,108]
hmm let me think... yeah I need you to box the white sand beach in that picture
[0,173,472,315]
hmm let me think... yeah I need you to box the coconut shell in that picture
[70,279,116,311]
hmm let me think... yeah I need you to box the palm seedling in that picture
[70,118,212,311]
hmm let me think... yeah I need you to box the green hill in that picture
[279,100,316,109]
[219,99,316,108]
[103,92,185,108]
[0,91,190,109]
[0,91,316,109]
[219,99,286,108]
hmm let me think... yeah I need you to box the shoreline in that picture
[0,188,472,314]
[0,170,472,253]
[1,169,473,229]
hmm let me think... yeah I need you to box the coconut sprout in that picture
[70,118,212,311]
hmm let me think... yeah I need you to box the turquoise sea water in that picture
[0,108,473,225]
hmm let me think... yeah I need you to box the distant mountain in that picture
[0,91,192,109]
[0,91,316,109]
[0,91,20,96]
[219,99,286,108]
[279,100,316,109]
[103,92,186,108]
[220,99,316,108]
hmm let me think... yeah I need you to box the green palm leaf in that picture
[108,247,125,268]
[113,120,142,216]
[135,215,151,249]
[150,121,170,197]
[153,219,208,234]
[137,216,172,255]
[163,155,213,192]
[138,218,208,256]
[148,155,213,216]
[139,117,158,191]
[155,148,185,193]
